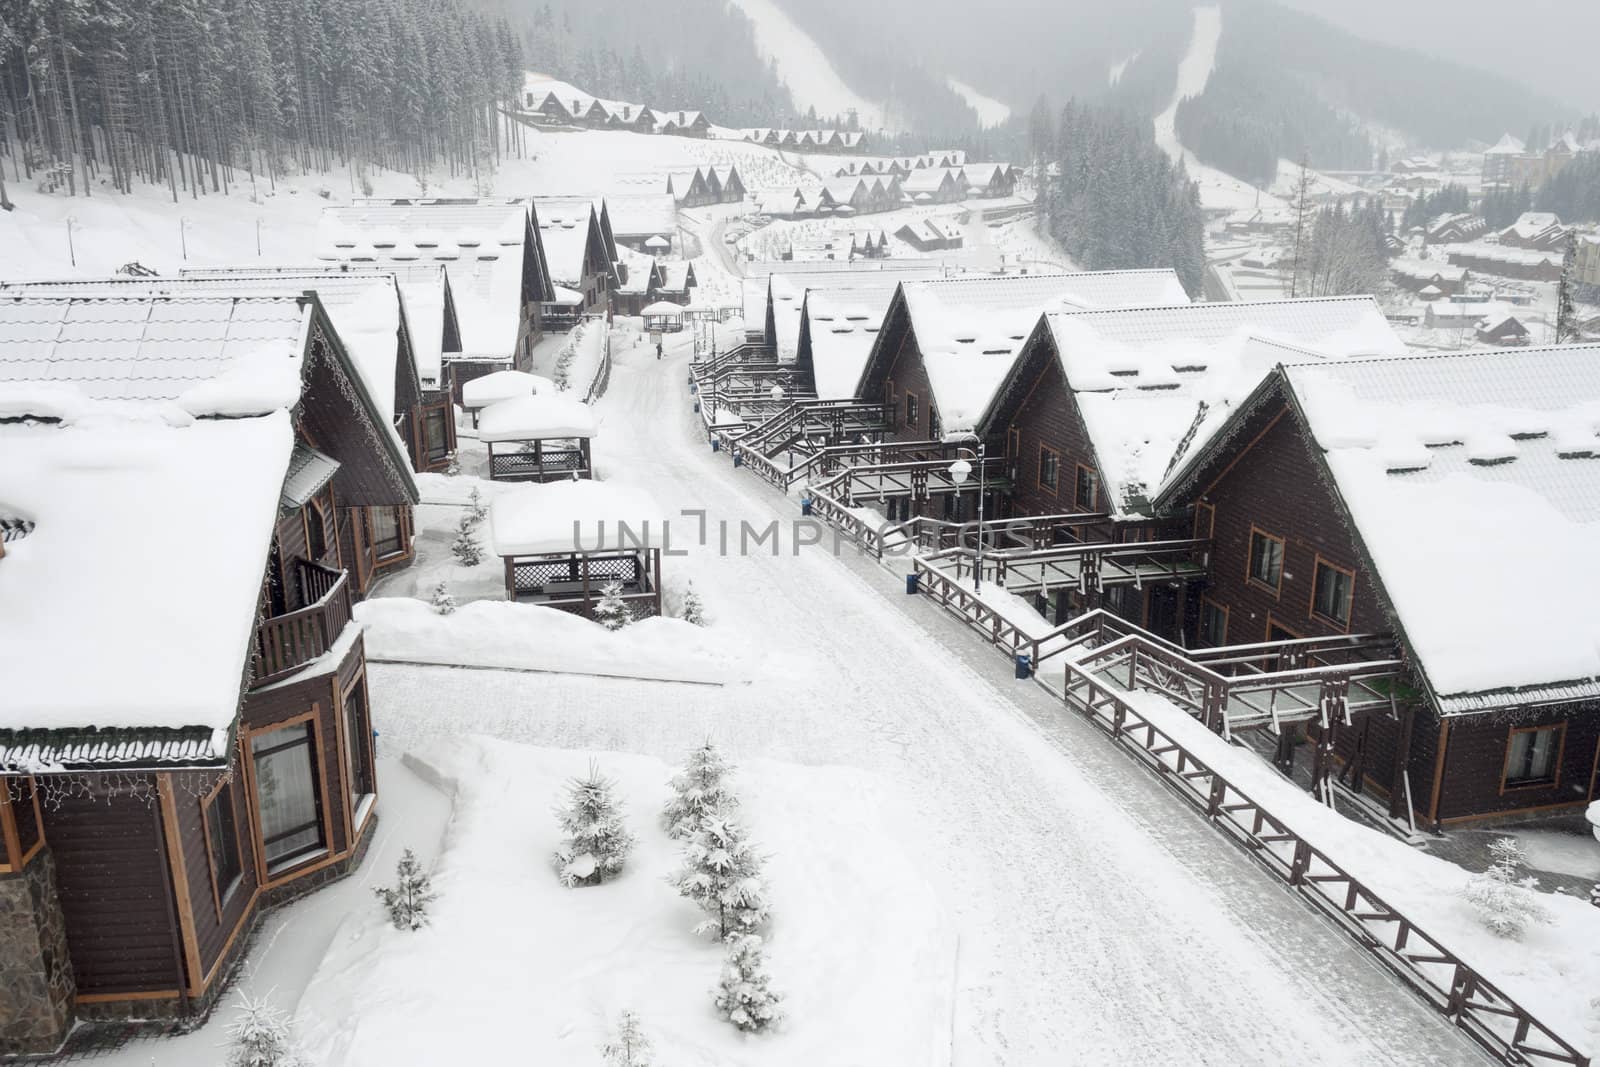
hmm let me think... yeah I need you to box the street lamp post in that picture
[947,438,986,594]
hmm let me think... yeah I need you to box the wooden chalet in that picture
[531,197,618,320]
[1153,345,1600,828]
[490,481,666,619]
[901,168,965,205]
[656,261,697,304]
[318,200,555,402]
[613,248,664,316]
[1389,259,1468,297]
[0,290,417,1053]
[604,194,677,253]
[657,110,710,137]
[1426,213,1489,245]
[1444,244,1564,282]
[1477,312,1531,346]
[478,393,598,482]
[604,102,657,134]
[666,169,717,209]
[894,218,964,252]
[794,280,919,400]
[960,163,1018,199]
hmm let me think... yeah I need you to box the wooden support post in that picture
[1389,702,1416,820]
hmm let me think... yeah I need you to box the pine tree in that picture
[680,581,707,626]
[226,992,300,1067]
[671,815,770,939]
[594,579,634,632]
[1556,233,1579,344]
[451,514,483,567]
[553,762,635,887]
[662,739,737,840]
[431,581,457,615]
[713,933,783,1034]
[600,1010,653,1067]
[1462,837,1551,939]
[466,486,487,526]
[373,848,436,930]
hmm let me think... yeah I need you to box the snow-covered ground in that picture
[723,0,888,131]
[295,738,953,1065]
[1108,52,1140,87]
[947,77,1012,127]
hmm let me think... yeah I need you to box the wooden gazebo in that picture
[461,369,554,427]
[477,393,598,482]
[490,480,665,620]
[642,300,686,334]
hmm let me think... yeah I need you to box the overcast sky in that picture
[1276,0,1600,112]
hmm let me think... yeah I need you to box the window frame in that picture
[1193,501,1216,541]
[1199,597,1229,647]
[1006,427,1021,459]
[904,391,919,431]
[244,710,332,882]
[1074,464,1099,511]
[366,506,408,562]
[1246,525,1286,595]
[1500,722,1567,792]
[200,774,245,920]
[1308,555,1357,631]
[1038,445,1060,494]
[304,495,331,565]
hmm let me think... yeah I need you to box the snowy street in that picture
[369,337,1485,1064]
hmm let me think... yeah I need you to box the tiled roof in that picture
[280,443,341,509]
[0,291,307,405]
[0,726,229,773]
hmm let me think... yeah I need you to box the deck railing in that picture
[253,562,352,686]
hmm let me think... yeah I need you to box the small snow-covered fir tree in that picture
[681,581,707,626]
[554,762,635,887]
[466,486,487,526]
[451,514,483,567]
[713,933,783,1034]
[431,581,457,615]
[662,739,738,840]
[225,992,300,1067]
[373,848,436,931]
[600,1010,653,1067]
[1588,881,1599,910]
[1462,837,1551,939]
[594,580,634,631]
[670,815,769,940]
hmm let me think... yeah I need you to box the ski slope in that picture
[724,0,888,130]
[947,77,1011,127]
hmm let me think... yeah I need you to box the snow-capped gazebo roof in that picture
[641,301,685,318]
[477,394,597,443]
[461,370,552,410]
[490,480,667,556]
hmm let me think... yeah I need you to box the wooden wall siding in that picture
[166,770,259,996]
[42,792,182,996]
[11,778,41,860]
[881,325,937,445]
[299,326,411,508]
[1003,345,1102,517]
[241,676,349,866]
[274,485,342,613]
[1435,707,1600,824]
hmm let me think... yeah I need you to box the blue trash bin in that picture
[733,451,743,468]
[905,572,920,595]
[800,496,813,516]
[690,381,698,395]
[694,400,701,412]
[1014,653,1031,680]
[711,437,720,452]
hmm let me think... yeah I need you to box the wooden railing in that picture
[254,563,352,686]
[1060,661,1590,1067]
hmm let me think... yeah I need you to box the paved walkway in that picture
[369,337,1486,1066]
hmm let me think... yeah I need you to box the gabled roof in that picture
[1160,344,1600,712]
[531,198,615,288]
[658,261,696,291]
[765,263,947,361]
[799,283,908,399]
[602,194,677,239]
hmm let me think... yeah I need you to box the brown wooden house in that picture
[0,290,417,1054]
[1153,345,1600,829]
[318,199,556,403]
[658,110,710,137]
[532,197,619,319]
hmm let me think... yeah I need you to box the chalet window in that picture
[1310,559,1355,628]
[202,780,244,913]
[306,499,330,563]
[905,392,918,430]
[929,409,941,440]
[1504,725,1562,788]
[1074,466,1099,511]
[422,408,451,466]
[1200,600,1228,647]
[1247,528,1284,591]
[1194,501,1216,540]
[344,677,376,830]
[250,721,326,873]
[368,507,406,560]
[1038,447,1060,493]
[1006,428,1020,458]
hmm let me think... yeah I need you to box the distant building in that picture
[894,218,964,252]
[1425,213,1488,245]
[657,110,710,137]
[1498,211,1571,251]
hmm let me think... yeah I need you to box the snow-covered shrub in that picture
[225,992,301,1067]
[451,514,483,567]
[444,455,461,477]
[600,1010,653,1067]
[594,580,635,632]
[662,740,737,840]
[466,486,487,526]
[430,582,457,616]
[1462,837,1551,939]
[671,816,770,939]
[374,848,436,931]
[713,933,783,1034]
[681,582,707,626]
[1589,882,1600,909]
[553,763,635,887]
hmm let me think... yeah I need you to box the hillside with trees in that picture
[0,0,525,202]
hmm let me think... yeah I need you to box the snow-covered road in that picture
[371,339,1483,1065]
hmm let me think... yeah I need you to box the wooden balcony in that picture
[252,561,353,687]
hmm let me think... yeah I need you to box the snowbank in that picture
[489,479,669,556]
[461,370,551,410]
[294,738,952,1064]
[476,393,597,442]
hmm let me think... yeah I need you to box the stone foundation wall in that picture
[0,849,77,1055]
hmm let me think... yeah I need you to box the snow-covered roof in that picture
[318,203,532,360]
[603,194,678,238]
[0,411,294,763]
[658,262,694,290]
[490,480,667,556]
[1442,241,1562,268]
[281,442,341,509]
[802,283,906,400]
[477,394,597,442]
[641,301,685,318]
[461,370,549,410]
[1485,133,1527,155]
[1044,297,1404,513]
[1390,258,1468,284]
[0,291,310,417]
[893,271,1193,434]
[769,265,947,362]
[1283,345,1600,707]
[533,199,600,287]
[900,169,957,195]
